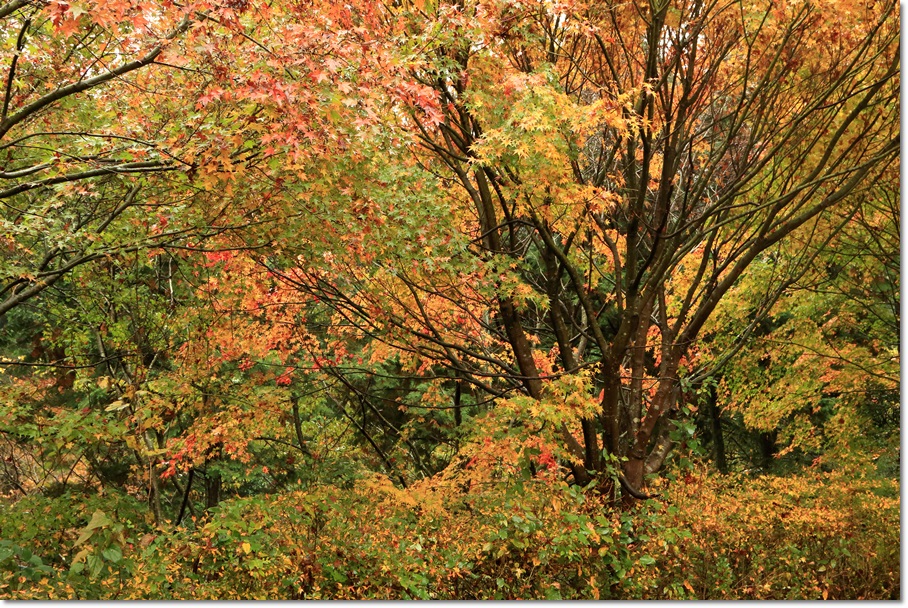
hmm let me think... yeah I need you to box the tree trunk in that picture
[708,383,728,474]
[758,431,776,472]
[205,470,221,510]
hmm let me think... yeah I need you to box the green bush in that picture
[0,469,898,599]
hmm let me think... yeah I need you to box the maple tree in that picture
[0,0,398,510]
[259,0,898,495]
[0,0,195,316]
[701,168,900,472]
[0,0,899,599]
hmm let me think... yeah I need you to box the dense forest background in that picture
[0,0,899,599]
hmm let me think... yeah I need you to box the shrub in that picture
[620,469,899,599]
[1,468,898,599]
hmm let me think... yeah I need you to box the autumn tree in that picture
[0,0,900,600]
[700,167,900,472]
[0,0,294,320]
[1,0,898,510]
[259,0,899,495]
[0,0,401,513]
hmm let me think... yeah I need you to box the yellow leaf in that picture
[105,400,129,412]
[71,548,90,565]
[242,542,251,554]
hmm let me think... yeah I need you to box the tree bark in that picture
[708,383,728,475]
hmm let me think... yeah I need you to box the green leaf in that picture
[87,554,104,578]
[101,546,123,564]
